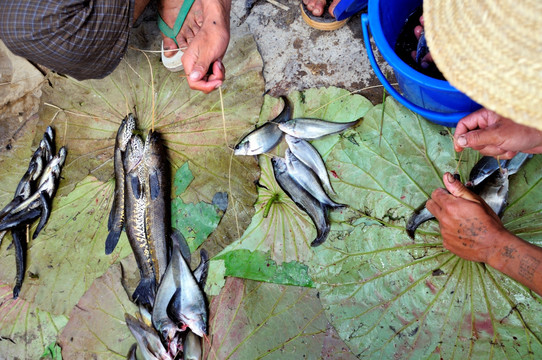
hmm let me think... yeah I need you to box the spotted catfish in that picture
[124,135,156,306]
[105,114,136,254]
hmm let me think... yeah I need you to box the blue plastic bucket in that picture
[361,0,481,127]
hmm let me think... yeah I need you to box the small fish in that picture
[124,135,156,306]
[406,170,510,239]
[277,118,359,140]
[272,156,330,246]
[0,147,67,238]
[285,149,344,208]
[474,169,509,216]
[234,96,291,155]
[125,313,173,360]
[166,243,208,337]
[106,114,136,254]
[143,130,170,283]
[152,232,183,343]
[415,30,429,65]
[183,330,202,360]
[468,156,506,187]
[11,227,26,299]
[285,134,335,195]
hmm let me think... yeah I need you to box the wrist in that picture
[485,229,520,271]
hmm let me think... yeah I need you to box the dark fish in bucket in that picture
[415,30,429,65]
[105,114,136,254]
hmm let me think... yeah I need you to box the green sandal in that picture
[158,0,195,72]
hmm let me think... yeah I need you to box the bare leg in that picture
[133,0,151,22]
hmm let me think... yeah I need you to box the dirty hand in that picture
[182,0,231,93]
[426,172,507,263]
[453,108,542,159]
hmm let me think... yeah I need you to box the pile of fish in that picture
[106,115,209,359]
[406,153,532,239]
[0,127,66,298]
[235,96,359,246]
[125,232,209,359]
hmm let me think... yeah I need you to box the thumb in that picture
[455,126,503,149]
[443,172,480,203]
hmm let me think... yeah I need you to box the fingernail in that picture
[446,173,455,183]
[190,71,201,80]
[214,82,222,89]
[457,135,467,147]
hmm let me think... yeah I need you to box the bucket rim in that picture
[367,0,456,92]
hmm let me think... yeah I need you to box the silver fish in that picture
[152,233,183,343]
[167,242,208,337]
[406,170,510,239]
[277,118,359,140]
[272,156,330,246]
[285,134,335,195]
[106,114,136,254]
[125,313,172,360]
[234,96,291,155]
[285,149,343,208]
[468,156,506,187]
[504,152,532,176]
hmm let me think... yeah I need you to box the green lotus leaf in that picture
[218,88,372,268]
[37,30,262,255]
[203,277,357,359]
[309,98,542,358]
[0,283,68,359]
[0,176,133,315]
[58,256,138,359]
[171,162,224,253]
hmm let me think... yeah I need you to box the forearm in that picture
[487,231,542,296]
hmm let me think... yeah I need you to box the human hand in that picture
[182,0,231,93]
[426,172,507,263]
[454,108,542,158]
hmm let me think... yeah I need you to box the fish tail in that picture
[132,277,156,306]
[311,221,331,247]
[105,228,122,255]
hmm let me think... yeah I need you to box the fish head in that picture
[57,147,67,167]
[181,311,208,337]
[144,130,164,159]
[118,114,136,151]
[45,126,54,143]
[271,156,287,174]
[233,139,252,155]
[125,135,144,172]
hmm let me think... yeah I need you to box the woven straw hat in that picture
[423,0,542,130]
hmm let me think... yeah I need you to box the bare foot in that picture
[159,0,231,93]
[303,0,341,17]
[159,0,203,57]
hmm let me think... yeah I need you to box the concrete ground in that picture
[234,0,393,104]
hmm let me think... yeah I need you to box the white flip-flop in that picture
[161,41,184,72]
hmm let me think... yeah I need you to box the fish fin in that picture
[194,249,209,287]
[107,197,116,231]
[149,171,161,200]
[171,228,191,264]
[105,228,122,255]
[131,175,142,200]
[132,277,156,307]
[311,220,331,247]
[32,192,51,239]
[166,287,182,324]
